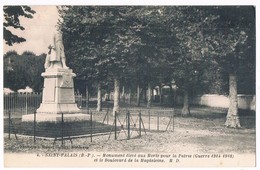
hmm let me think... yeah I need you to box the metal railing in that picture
[4,107,175,147]
[4,92,83,117]
[4,92,42,117]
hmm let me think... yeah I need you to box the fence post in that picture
[80,94,83,108]
[148,109,150,131]
[114,111,117,140]
[127,111,130,140]
[34,111,36,143]
[157,111,159,132]
[107,103,109,124]
[107,111,109,124]
[90,111,93,142]
[61,112,64,147]
[172,109,174,132]
[86,86,89,114]
[139,111,141,137]
[125,112,127,138]
[8,110,11,140]
[25,92,28,115]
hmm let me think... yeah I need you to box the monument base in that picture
[36,103,81,114]
[22,113,90,122]
[22,64,87,122]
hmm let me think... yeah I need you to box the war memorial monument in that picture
[22,31,89,122]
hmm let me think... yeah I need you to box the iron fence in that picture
[4,92,42,117]
[3,93,255,148]
[4,92,83,117]
[4,107,175,146]
[4,93,175,146]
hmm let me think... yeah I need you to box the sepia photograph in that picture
[1,1,258,168]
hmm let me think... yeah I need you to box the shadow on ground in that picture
[4,118,118,138]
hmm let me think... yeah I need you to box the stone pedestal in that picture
[22,67,89,122]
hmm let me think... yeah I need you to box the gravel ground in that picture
[4,106,255,155]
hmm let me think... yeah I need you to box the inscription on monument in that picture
[59,88,75,103]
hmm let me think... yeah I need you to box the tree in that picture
[3,6,35,46]
[58,6,142,113]
[127,7,178,108]
[159,7,220,116]
[210,6,255,128]
[58,6,110,111]
[3,51,45,92]
[96,82,102,111]
[21,51,45,92]
[57,6,255,127]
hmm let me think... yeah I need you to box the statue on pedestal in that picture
[44,31,68,69]
[22,31,89,122]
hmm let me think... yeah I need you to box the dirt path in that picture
[4,110,255,155]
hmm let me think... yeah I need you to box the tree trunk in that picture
[96,82,102,112]
[129,88,132,105]
[159,86,163,106]
[225,73,241,128]
[152,88,154,101]
[144,86,147,103]
[107,88,110,101]
[182,89,190,116]
[121,86,125,103]
[113,77,120,114]
[147,83,152,108]
[137,84,140,106]
[169,84,174,107]
[86,84,89,113]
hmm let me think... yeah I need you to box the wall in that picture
[176,94,255,111]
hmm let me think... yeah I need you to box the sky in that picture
[3,6,60,55]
